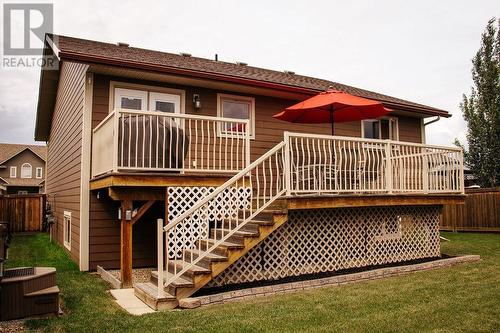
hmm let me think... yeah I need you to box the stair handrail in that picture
[163,141,287,287]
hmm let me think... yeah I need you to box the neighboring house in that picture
[0,143,46,195]
[35,34,464,309]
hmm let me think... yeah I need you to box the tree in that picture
[459,18,500,187]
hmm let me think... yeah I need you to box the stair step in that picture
[135,282,176,300]
[196,238,245,256]
[239,210,285,221]
[24,286,60,297]
[151,270,194,287]
[224,218,275,227]
[210,228,259,243]
[183,249,227,269]
[134,282,178,311]
[167,260,212,277]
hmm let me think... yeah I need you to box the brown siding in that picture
[88,74,424,269]
[398,116,422,143]
[45,61,88,263]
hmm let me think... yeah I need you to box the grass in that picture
[5,232,500,332]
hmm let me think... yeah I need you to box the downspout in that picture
[424,116,441,126]
[422,116,441,144]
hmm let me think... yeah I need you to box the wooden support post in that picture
[120,200,133,288]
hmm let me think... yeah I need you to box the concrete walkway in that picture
[110,288,156,315]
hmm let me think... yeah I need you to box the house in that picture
[35,34,464,309]
[0,143,46,195]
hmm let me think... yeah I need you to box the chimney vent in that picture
[117,42,129,47]
[180,52,192,57]
[236,61,248,66]
[283,70,295,75]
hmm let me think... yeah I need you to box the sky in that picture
[0,0,498,146]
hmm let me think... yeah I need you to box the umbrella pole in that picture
[330,105,334,136]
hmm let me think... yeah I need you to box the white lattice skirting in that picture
[167,186,251,258]
[208,205,441,287]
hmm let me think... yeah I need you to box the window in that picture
[36,167,43,179]
[21,163,32,178]
[217,94,255,138]
[114,88,148,111]
[9,166,16,178]
[17,190,28,195]
[149,92,180,114]
[63,211,71,250]
[362,117,398,140]
[112,84,184,115]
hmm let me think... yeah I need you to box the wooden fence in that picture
[441,187,500,232]
[0,194,45,232]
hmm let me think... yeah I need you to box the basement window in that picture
[374,216,402,241]
[63,211,71,250]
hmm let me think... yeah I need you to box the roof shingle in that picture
[0,143,47,164]
[50,34,449,116]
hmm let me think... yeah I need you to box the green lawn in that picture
[5,232,500,332]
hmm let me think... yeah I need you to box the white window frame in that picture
[21,163,32,179]
[36,167,43,179]
[114,88,148,111]
[149,92,181,114]
[63,211,72,250]
[361,117,399,141]
[10,166,16,178]
[217,93,255,139]
[109,81,185,115]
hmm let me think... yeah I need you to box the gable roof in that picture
[0,143,47,165]
[36,34,450,140]
[2,178,44,187]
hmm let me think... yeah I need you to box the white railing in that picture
[161,141,287,288]
[91,109,251,177]
[285,132,464,195]
[154,131,463,295]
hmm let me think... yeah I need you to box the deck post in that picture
[120,200,133,288]
[385,141,393,194]
[157,218,164,297]
[284,132,291,196]
[423,153,429,193]
[112,110,119,173]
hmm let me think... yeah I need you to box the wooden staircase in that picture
[134,210,288,310]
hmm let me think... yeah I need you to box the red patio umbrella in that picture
[273,89,391,135]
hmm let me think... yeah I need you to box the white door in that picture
[114,88,148,111]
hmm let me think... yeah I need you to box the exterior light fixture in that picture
[193,94,201,110]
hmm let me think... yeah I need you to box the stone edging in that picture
[180,255,480,309]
